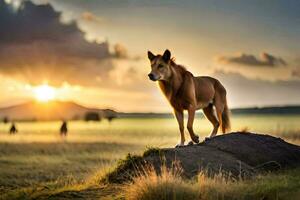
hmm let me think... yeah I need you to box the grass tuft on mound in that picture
[142,146,162,157]
[125,166,198,200]
[101,153,144,184]
[101,147,163,184]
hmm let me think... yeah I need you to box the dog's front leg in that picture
[174,109,185,147]
[187,107,199,144]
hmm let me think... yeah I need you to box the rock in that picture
[104,132,300,183]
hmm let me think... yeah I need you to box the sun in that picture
[34,84,56,102]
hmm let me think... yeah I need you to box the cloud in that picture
[292,69,300,78]
[212,51,293,81]
[212,70,300,107]
[0,0,128,86]
[217,52,287,67]
[81,11,104,23]
[113,43,128,58]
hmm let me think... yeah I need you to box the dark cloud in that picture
[292,69,300,78]
[0,0,121,86]
[113,43,128,58]
[217,52,287,67]
[291,57,300,78]
[212,70,300,107]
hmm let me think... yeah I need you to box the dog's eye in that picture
[158,64,164,68]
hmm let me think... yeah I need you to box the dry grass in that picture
[125,166,198,200]
[0,117,299,199]
[124,166,300,200]
[3,151,300,200]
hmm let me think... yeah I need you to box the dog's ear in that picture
[162,49,171,63]
[148,51,155,61]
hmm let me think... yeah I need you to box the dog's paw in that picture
[187,141,194,146]
[204,137,211,142]
[175,143,185,148]
[192,135,199,144]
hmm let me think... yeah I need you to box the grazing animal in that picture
[60,121,68,137]
[147,49,230,147]
[9,123,18,134]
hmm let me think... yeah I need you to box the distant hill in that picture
[0,102,299,121]
[0,101,117,121]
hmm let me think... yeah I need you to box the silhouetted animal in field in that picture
[147,49,230,147]
[9,123,18,134]
[60,121,68,136]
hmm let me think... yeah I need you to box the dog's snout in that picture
[148,73,155,80]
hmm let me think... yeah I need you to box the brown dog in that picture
[147,49,230,147]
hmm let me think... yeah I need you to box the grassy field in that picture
[125,166,300,200]
[0,115,300,199]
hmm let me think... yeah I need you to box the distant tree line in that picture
[1,110,118,123]
[84,110,117,122]
[2,116,9,123]
[84,112,101,121]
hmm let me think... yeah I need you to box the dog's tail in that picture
[222,98,231,133]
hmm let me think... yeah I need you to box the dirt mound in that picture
[104,132,300,183]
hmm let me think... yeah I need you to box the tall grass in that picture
[3,154,300,200]
[125,167,300,200]
[125,166,199,200]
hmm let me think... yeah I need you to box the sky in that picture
[0,0,299,112]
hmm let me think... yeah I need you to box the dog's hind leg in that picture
[174,109,185,147]
[187,107,199,144]
[214,94,225,134]
[203,104,219,138]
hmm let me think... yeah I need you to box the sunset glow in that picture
[34,84,56,102]
[0,0,299,112]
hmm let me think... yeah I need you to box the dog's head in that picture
[147,49,172,81]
